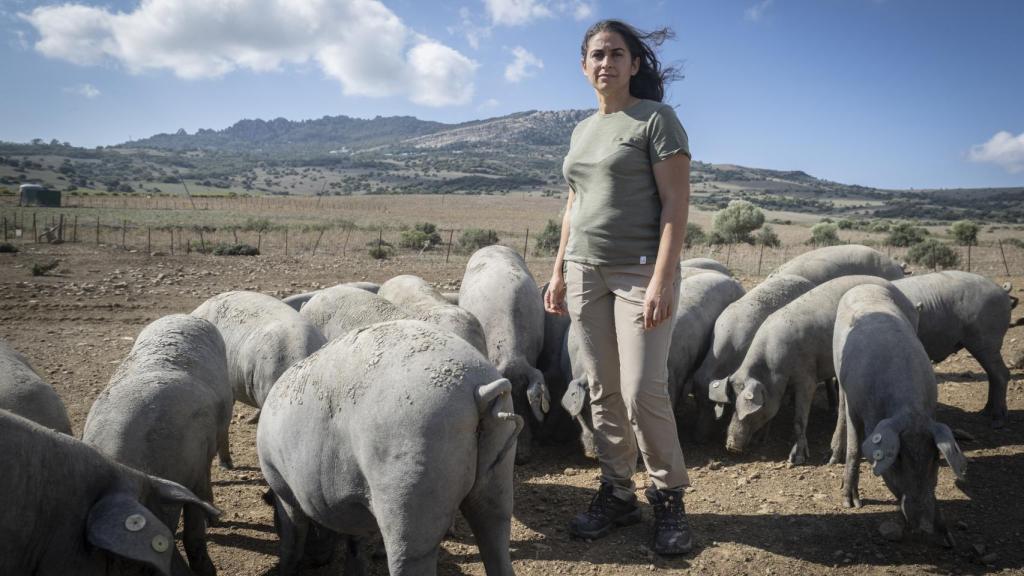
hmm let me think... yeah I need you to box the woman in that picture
[543,19,693,555]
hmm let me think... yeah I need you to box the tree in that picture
[755,224,781,247]
[907,239,960,270]
[533,219,561,256]
[885,221,928,247]
[809,222,840,246]
[458,228,499,253]
[712,200,765,244]
[948,220,979,246]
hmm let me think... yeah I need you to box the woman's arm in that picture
[644,153,691,329]
[544,187,576,316]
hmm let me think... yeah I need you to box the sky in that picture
[0,0,1021,190]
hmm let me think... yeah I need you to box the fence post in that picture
[170,229,174,255]
[2,217,6,241]
[998,240,1010,276]
[96,217,100,245]
[122,219,127,249]
[725,243,732,268]
[284,228,289,256]
[147,227,151,254]
[377,227,383,255]
[445,229,454,264]
[73,215,78,243]
[58,214,64,242]
[756,241,765,276]
[966,244,971,272]
[198,229,206,253]
[257,232,262,253]
[33,212,37,242]
[313,229,325,256]
[523,228,530,259]
[343,228,352,257]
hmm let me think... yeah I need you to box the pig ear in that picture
[735,380,765,421]
[86,493,175,576]
[476,378,512,414]
[526,367,550,422]
[708,377,731,405]
[861,419,901,476]
[149,475,221,520]
[561,377,588,417]
[931,421,967,482]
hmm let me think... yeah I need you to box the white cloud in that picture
[485,0,552,26]
[968,130,1024,174]
[504,46,543,83]
[479,98,500,110]
[449,6,492,50]
[21,0,476,107]
[745,0,773,21]
[571,1,594,21]
[64,83,101,99]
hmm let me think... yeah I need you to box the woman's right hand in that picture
[545,272,568,316]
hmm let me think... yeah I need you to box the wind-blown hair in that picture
[580,19,682,103]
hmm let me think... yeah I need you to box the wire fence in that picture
[2,206,1022,278]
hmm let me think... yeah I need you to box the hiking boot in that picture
[645,485,694,555]
[568,481,642,539]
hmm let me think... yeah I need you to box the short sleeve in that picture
[647,105,691,164]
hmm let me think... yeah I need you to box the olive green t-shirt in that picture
[562,99,690,266]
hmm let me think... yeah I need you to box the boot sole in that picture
[569,508,643,540]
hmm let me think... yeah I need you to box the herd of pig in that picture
[0,243,1019,575]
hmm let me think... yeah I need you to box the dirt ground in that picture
[2,241,1023,576]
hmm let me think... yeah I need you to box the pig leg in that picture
[343,536,370,576]
[841,408,862,509]
[217,423,233,470]
[461,496,515,576]
[787,378,814,465]
[967,342,1009,427]
[271,494,310,576]
[828,388,847,465]
[182,502,216,576]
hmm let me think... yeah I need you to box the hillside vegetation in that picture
[2,110,1021,223]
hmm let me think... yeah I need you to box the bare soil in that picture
[2,240,1023,576]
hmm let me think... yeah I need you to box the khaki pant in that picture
[565,261,690,500]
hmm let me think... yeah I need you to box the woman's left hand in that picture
[643,277,673,330]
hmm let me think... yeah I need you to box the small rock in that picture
[879,520,904,542]
[708,461,721,470]
[981,552,999,564]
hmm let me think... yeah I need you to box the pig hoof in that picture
[788,450,806,466]
[218,458,234,471]
[246,409,262,425]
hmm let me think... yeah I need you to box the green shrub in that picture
[685,223,707,247]
[31,260,59,276]
[1003,238,1024,249]
[907,239,960,270]
[809,222,840,246]
[948,220,979,246]
[837,219,854,230]
[400,222,443,250]
[755,224,782,247]
[367,239,395,260]
[886,221,928,247]
[212,243,259,256]
[533,219,561,256]
[0,242,17,253]
[869,220,891,233]
[712,200,765,244]
[458,228,499,253]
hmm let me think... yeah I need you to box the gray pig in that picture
[460,245,548,461]
[282,281,381,312]
[710,276,918,464]
[83,314,233,576]
[670,272,746,409]
[832,283,967,544]
[690,274,816,440]
[0,338,72,434]
[257,320,521,576]
[894,271,1015,427]
[192,291,325,411]
[680,257,731,276]
[379,274,488,354]
[770,244,905,285]
[0,409,220,576]
[300,284,410,340]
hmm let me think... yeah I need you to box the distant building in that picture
[19,184,61,207]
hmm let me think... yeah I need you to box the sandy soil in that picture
[2,241,1022,575]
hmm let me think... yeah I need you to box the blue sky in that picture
[1,0,1021,190]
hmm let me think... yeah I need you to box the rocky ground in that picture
[2,241,1023,575]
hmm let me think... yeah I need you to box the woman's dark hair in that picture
[580,20,682,102]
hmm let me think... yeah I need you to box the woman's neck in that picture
[596,90,639,114]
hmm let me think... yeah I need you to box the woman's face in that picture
[581,31,639,95]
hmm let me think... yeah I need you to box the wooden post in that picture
[756,241,765,276]
[998,240,1010,275]
[377,227,383,254]
[966,244,971,272]
[58,214,64,242]
[445,229,454,264]
[170,229,174,255]
[33,213,37,242]
[73,215,78,243]
[121,219,127,249]
[96,217,100,245]
[342,228,352,257]
[257,232,262,253]
[725,243,732,267]
[147,227,151,254]
[284,228,289,256]
[523,228,530,259]
[187,231,191,254]
[312,229,325,256]
[198,229,206,253]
